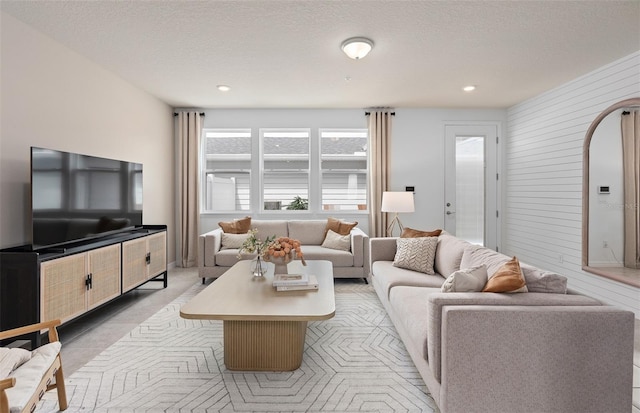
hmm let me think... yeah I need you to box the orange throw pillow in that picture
[482,256,528,293]
[325,217,358,236]
[218,216,252,234]
[400,227,442,238]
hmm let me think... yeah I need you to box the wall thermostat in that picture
[598,186,610,194]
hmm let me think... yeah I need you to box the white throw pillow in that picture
[0,347,31,378]
[220,232,250,250]
[322,229,351,251]
[441,265,488,292]
[393,237,438,275]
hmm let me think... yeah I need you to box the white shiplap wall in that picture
[505,51,640,317]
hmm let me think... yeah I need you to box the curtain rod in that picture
[364,111,395,116]
[173,112,205,117]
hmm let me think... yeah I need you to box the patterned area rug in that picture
[40,281,438,412]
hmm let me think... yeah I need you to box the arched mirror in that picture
[583,97,640,287]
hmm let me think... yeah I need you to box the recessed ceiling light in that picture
[341,37,374,60]
[217,85,231,92]
[463,85,476,92]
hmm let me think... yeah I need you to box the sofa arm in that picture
[369,237,397,264]
[350,228,368,269]
[198,228,222,267]
[439,305,634,413]
[426,292,603,384]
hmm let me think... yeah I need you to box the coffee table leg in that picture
[223,320,307,371]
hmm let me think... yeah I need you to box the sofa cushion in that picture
[220,232,250,250]
[288,220,327,245]
[218,216,252,234]
[321,230,351,251]
[325,217,358,236]
[401,227,442,238]
[372,261,445,300]
[215,249,254,266]
[441,265,488,292]
[482,257,528,293]
[389,286,440,362]
[298,245,354,267]
[252,220,289,239]
[393,237,438,274]
[434,233,470,277]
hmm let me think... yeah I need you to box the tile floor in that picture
[55,267,640,412]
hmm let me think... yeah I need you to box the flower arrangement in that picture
[237,229,275,258]
[264,236,306,266]
[238,230,306,266]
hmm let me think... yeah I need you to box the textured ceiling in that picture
[2,1,639,109]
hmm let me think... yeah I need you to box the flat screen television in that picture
[31,147,143,250]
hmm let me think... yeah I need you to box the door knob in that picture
[446,211,456,215]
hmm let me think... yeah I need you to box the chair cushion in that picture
[0,348,31,378]
[7,341,61,413]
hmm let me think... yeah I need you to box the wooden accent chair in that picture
[0,320,67,413]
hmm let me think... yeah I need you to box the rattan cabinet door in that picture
[87,244,121,310]
[41,253,87,324]
[122,237,147,293]
[147,232,166,279]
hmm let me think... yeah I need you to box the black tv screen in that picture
[31,147,143,250]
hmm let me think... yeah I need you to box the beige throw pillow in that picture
[218,216,252,234]
[393,237,438,275]
[321,229,351,251]
[482,256,528,293]
[441,265,488,292]
[220,232,250,250]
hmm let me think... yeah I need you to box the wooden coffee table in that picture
[180,260,335,371]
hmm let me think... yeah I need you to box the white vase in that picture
[269,256,289,275]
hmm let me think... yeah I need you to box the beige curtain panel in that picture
[368,111,393,238]
[176,112,202,268]
[621,110,640,269]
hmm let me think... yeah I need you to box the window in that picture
[320,129,368,211]
[261,129,310,211]
[202,129,251,212]
[201,127,368,214]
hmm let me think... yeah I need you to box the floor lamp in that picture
[381,191,415,237]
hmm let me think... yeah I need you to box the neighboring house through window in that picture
[201,127,368,213]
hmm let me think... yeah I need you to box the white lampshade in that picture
[381,191,415,213]
[341,37,374,60]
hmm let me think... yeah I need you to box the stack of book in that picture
[272,273,319,291]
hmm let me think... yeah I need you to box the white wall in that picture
[0,12,176,264]
[505,51,640,316]
[198,108,507,238]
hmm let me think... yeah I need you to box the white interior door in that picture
[444,124,499,249]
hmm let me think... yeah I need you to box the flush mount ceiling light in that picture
[341,37,374,60]
[217,85,231,92]
[463,85,476,92]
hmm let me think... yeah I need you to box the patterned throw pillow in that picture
[321,229,351,251]
[220,233,250,250]
[441,265,488,292]
[218,216,251,234]
[482,256,528,293]
[393,237,438,275]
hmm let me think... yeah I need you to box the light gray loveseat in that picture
[370,231,635,413]
[198,219,369,282]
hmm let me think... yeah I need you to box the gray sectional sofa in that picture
[370,231,635,413]
[198,219,369,282]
